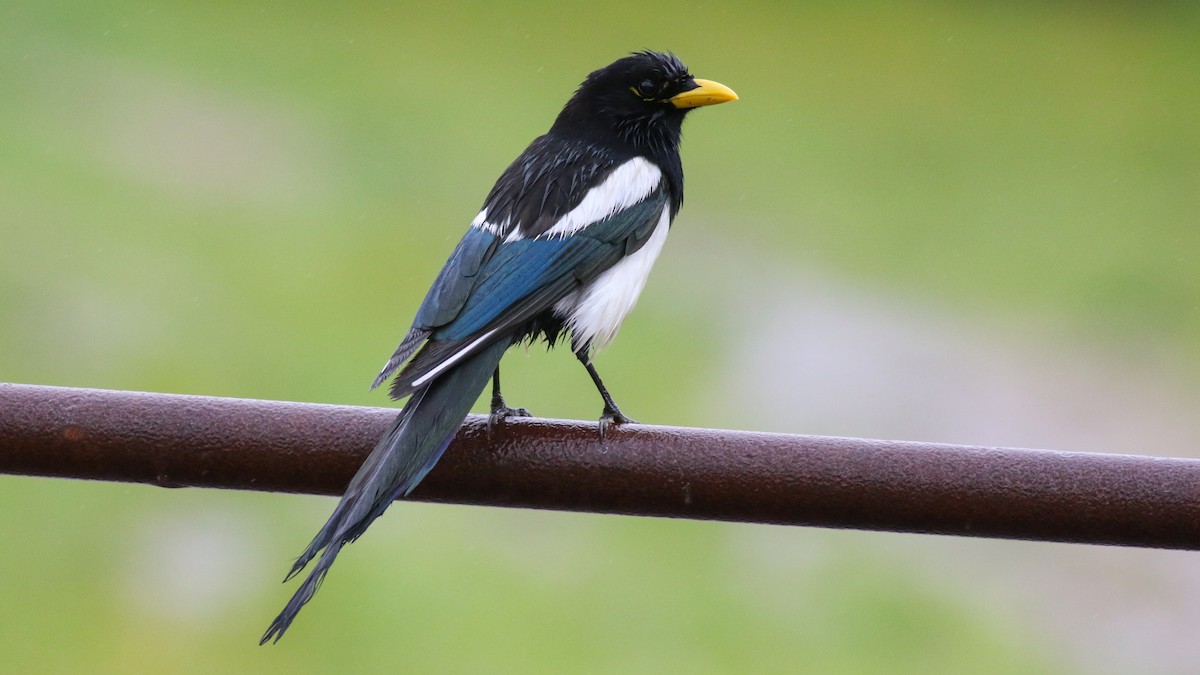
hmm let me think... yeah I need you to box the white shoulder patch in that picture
[470,208,509,237]
[539,157,662,239]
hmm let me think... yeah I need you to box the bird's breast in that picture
[554,203,672,353]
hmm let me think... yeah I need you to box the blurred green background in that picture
[3,2,1200,673]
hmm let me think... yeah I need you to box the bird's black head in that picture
[551,51,737,157]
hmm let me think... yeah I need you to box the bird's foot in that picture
[597,405,637,441]
[488,399,532,431]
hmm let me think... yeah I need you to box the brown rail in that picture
[2,383,1199,549]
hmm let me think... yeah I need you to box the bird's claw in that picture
[597,406,637,441]
[488,403,532,431]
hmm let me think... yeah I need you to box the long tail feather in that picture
[261,337,511,644]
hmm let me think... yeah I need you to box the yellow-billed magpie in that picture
[261,50,736,643]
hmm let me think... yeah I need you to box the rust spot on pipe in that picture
[62,426,86,442]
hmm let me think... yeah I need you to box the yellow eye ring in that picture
[630,86,655,101]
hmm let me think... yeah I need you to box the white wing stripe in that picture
[410,328,499,389]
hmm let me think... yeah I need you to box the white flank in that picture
[411,328,499,388]
[539,157,662,239]
[555,203,672,352]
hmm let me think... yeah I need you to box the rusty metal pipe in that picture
[3,383,1199,549]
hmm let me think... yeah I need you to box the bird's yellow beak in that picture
[670,79,738,109]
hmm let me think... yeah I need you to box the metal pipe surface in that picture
[3,382,1199,549]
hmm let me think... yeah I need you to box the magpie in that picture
[261,50,736,643]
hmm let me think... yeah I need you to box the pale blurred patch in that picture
[90,69,342,213]
[122,508,268,624]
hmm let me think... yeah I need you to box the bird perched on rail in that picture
[261,50,736,643]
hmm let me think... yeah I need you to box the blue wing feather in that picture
[370,228,497,389]
[385,187,667,399]
[445,191,666,339]
[412,227,496,329]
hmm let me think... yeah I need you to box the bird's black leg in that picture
[575,350,637,440]
[488,367,531,430]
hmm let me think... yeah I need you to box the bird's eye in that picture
[636,79,657,99]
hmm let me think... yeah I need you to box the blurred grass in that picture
[2,1,1197,672]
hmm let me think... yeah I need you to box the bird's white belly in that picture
[554,204,672,353]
